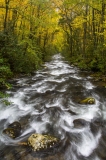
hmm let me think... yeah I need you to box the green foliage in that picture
[0,53,13,89]
[0,65,12,78]
[43,44,58,61]
[0,92,8,98]
[0,91,12,106]
[60,0,106,74]
[0,30,44,108]
[2,100,12,106]
[14,52,41,73]
[76,60,88,70]
[0,32,43,74]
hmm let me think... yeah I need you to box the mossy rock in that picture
[3,122,61,153]
[3,121,21,139]
[27,133,60,152]
[79,97,95,104]
[3,128,21,139]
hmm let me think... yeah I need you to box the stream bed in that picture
[0,54,106,160]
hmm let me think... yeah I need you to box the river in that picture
[0,54,106,160]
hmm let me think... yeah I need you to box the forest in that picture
[0,0,106,90]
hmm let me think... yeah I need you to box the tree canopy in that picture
[58,0,106,73]
[0,0,106,89]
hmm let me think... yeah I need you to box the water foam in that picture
[77,129,101,157]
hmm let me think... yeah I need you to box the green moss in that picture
[79,97,95,104]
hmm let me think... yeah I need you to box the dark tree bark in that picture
[4,0,10,32]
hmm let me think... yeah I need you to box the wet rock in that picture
[3,128,21,139]
[90,117,104,135]
[73,119,89,128]
[27,133,60,152]
[79,97,95,104]
[66,109,77,115]
[90,119,103,136]
[91,118,103,127]
[3,121,21,139]
[8,121,21,130]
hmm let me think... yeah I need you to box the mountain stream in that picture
[0,54,106,160]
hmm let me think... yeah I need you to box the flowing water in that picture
[0,54,106,160]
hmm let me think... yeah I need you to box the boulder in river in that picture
[79,97,95,104]
[3,122,61,154]
[3,121,21,139]
[91,118,103,127]
[27,133,60,152]
[73,119,89,128]
[8,121,21,130]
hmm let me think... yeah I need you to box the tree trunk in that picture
[4,0,10,32]
[83,4,88,58]
[92,8,96,48]
[101,0,105,43]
